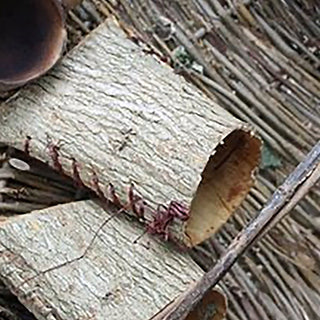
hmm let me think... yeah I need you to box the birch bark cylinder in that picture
[0,18,260,247]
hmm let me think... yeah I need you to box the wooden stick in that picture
[0,186,76,205]
[0,161,9,203]
[157,141,320,320]
[0,167,76,195]
[0,201,49,213]
[258,164,320,240]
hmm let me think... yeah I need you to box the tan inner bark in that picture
[186,129,261,246]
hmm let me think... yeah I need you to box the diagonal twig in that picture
[154,141,320,320]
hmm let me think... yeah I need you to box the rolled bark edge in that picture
[184,125,261,247]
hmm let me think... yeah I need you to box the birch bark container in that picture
[0,19,261,247]
[0,17,262,320]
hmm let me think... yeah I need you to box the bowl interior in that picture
[0,0,65,84]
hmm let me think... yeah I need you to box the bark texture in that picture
[0,19,260,246]
[1,1,318,319]
[0,200,224,320]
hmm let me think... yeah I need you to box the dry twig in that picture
[155,141,320,320]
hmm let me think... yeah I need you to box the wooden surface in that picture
[0,19,260,246]
[0,1,316,319]
[0,200,205,320]
[0,17,241,320]
[0,1,319,319]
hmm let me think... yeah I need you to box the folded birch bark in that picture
[0,18,260,247]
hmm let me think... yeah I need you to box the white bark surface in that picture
[0,21,260,245]
[0,200,211,320]
[0,17,264,320]
[0,19,260,246]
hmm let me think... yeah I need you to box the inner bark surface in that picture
[186,129,261,246]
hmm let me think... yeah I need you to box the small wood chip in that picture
[8,158,30,172]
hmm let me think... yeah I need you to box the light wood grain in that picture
[0,200,226,320]
[0,19,260,246]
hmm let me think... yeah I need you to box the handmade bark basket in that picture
[0,19,261,248]
[0,0,80,92]
[0,18,262,320]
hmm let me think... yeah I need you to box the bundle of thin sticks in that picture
[0,144,91,217]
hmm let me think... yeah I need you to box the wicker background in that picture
[1,1,319,319]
